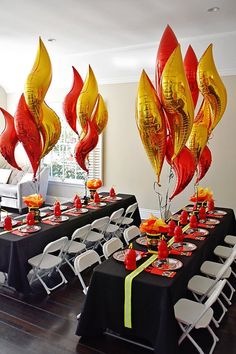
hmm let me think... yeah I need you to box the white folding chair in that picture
[123,225,141,245]
[28,236,68,295]
[74,250,101,295]
[213,243,236,277]
[174,279,226,354]
[105,208,124,239]
[187,253,235,326]
[63,225,89,274]
[224,234,236,247]
[102,237,123,259]
[118,202,138,231]
[83,216,110,251]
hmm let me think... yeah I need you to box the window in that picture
[43,102,103,184]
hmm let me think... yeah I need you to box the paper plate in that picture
[135,236,148,246]
[90,202,106,207]
[172,242,197,252]
[152,258,183,270]
[72,208,88,214]
[207,210,227,216]
[205,218,220,225]
[49,215,69,222]
[18,225,41,233]
[185,228,209,236]
[113,250,142,262]
[48,205,68,211]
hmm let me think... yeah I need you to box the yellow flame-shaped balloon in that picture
[92,94,108,134]
[136,70,166,184]
[161,45,194,160]
[197,44,227,132]
[76,65,98,132]
[24,38,52,127]
[40,102,61,158]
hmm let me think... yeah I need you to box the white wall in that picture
[0,86,7,133]
[6,76,236,214]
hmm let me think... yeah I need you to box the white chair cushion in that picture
[28,254,62,269]
[0,184,17,198]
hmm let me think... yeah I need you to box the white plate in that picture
[135,236,148,246]
[90,202,106,207]
[18,225,41,233]
[185,227,209,236]
[40,212,47,218]
[71,208,88,214]
[113,250,142,262]
[49,215,69,222]
[0,219,18,228]
[207,210,227,216]
[48,205,68,211]
[172,242,197,252]
[205,218,220,225]
[105,196,122,201]
[152,258,183,270]
[184,206,194,212]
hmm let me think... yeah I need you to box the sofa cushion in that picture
[0,184,17,198]
[8,169,25,185]
[0,168,12,183]
[20,172,34,183]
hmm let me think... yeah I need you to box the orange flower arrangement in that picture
[86,179,102,190]
[22,194,44,207]
[140,216,169,235]
[190,187,213,203]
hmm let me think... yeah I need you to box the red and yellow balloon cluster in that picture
[136,25,227,199]
[63,66,108,173]
[0,38,61,177]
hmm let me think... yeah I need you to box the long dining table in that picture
[76,207,236,354]
[0,193,141,294]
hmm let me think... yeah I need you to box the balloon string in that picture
[164,166,174,220]
[153,182,163,219]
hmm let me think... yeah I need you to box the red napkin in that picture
[41,219,59,225]
[169,249,192,256]
[198,222,215,229]
[207,213,224,218]
[64,211,84,216]
[87,204,101,209]
[11,230,29,236]
[145,267,176,278]
[184,233,206,241]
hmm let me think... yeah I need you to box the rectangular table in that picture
[0,193,141,294]
[76,207,236,354]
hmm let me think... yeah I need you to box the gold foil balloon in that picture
[40,102,61,158]
[24,38,52,127]
[136,70,166,184]
[92,94,108,134]
[161,45,194,160]
[197,44,227,132]
[187,99,212,162]
[76,65,98,132]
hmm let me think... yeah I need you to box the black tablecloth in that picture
[0,194,141,294]
[76,207,236,354]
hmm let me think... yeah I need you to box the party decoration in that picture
[86,178,103,190]
[22,194,44,207]
[124,244,137,270]
[40,102,61,158]
[75,120,99,172]
[155,25,178,92]
[14,94,42,177]
[94,192,101,203]
[207,198,215,212]
[26,211,35,226]
[3,215,12,231]
[197,44,227,133]
[0,108,21,170]
[136,70,166,183]
[179,210,188,225]
[168,220,176,236]
[140,216,168,235]
[24,38,52,127]
[63,66,84,135]
[189,214,198,229]
[196,145,212,184]
[187,100,211,162]
[199,206,206,221]
[76,65,98,132]
[158,238,169,259]
[174,225,184,243]
[166,137,196,200]
[109,187,116,198]
[190,186,213,203]
[161,45,194,159]
[184,45,199,108]
[91,94,108,134]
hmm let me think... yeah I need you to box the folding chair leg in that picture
[56,266,68,284]
[64,258,77,275]
[221,290,232,305]
[178,323,205,354]
[36,273,51,295]
[215,298,227,324]
[207,325,219,354]
[77,272,88,295]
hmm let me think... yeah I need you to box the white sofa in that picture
[0,163,50,213]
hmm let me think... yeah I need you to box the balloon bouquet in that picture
[63,65,108,198]
[136,25,227,219]
[0,38,61,186]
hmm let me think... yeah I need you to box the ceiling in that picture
[0,0,236,93]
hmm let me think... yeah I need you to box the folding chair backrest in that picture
[91,216,110,232]
[110,208,124,223]
[43,236,68,255]
[125,202,138,217]
[103,237,123,259]
[72,224,91,241]
[124,225,140,244]
[205,279,227,308]
[215,250,235,280]
[74,250,101,273]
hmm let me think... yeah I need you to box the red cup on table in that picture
[74,196,82,209]
[158,239,169,260]
[4,215,12,231]
[174,225,184,243]
[109,187,116,198]
[189,214,198,229]
[199,206,206,221]
[124,248,136,270]
[94,192,101,203]
[179,210,188,225]
[54,203,61,217]
[168,220,176,236]
[26,211,35,226]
